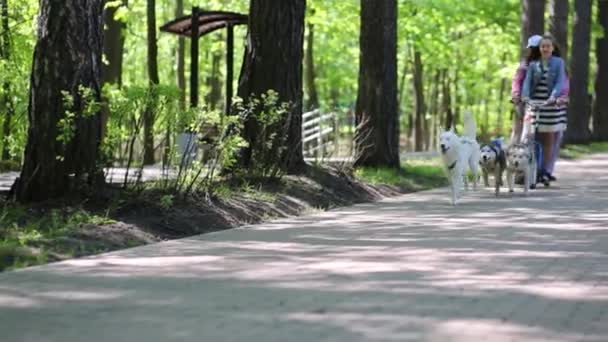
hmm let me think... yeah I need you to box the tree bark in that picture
[521,0,546,56]
[304,19,319,111]
[441,69,453,130]
[205,49,222,110]
[102,0,126,86]
[593,0,608,141]
[549,0,569,62]
[176,0,186,110]
[0,0,13,161]
[354,0,399,167]
[427,70,440,150]
[412,50,425,152]
[143,0,159,165]
[237,0,306,173]
[14,0,104,202]
[566,0,592,144]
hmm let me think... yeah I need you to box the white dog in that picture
[439,111,481,206]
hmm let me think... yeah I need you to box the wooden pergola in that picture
[160,8,248,113]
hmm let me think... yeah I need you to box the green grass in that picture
[0,160,20,172]
[355,159,448,191]
[560,142,608,160]
[0,205,116,272]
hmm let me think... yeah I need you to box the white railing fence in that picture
[302,109,337,158]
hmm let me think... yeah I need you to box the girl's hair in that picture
[526,46,541,64]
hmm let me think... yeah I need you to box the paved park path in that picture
[1,154,607,342]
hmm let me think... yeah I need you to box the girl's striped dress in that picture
[526,64,568,133]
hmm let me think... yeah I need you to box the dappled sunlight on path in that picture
[1,155,608,341]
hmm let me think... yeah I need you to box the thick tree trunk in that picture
[566,0,592,144]
[412,50,425,152]
[14,0,104,202]
[521,0,546,56]
[143,0,159,165]
[304,20,319,111]
[176,0,186,110]
[354,0,399,167]
[549,0,569,62]
[593,0,608,141]
[0,0,13,161]
[237,0,306,173]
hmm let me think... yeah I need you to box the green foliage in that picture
[233,89,293,179]
[0,204,116,271]
[560,143,608,160]
[355,159,448,190]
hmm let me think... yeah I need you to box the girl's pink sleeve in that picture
[511,63,527,97]
[561,75,570,97]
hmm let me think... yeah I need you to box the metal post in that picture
[189,6,200,108]
[225,24,234,115]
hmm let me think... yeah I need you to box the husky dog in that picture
[439,111,481,206]
[506,143,536,194]
[479,138,507,196]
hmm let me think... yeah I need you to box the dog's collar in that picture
[448,160,457,170]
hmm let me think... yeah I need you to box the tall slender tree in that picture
[549,0,569,62]
[354,0,399,168]
[566,0,593,144]
[0,0,14,161]
[521,0,546,55]
[593,0,608,141]
[143,0,159,165]
[102,0,127,86]
[412,49,425,152]
[304,15,320,111]
[13,0,104,202]
[236,0,306,172]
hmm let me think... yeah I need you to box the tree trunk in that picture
[176,0,186,110]
[549,0,569,62]
[440,70,452,130]
[102,0,126,86]
[452,68,460,128]
[143,0,159,165]
[412,50,425,152]
[0,0,13,161]
[593,0,608,141]
[497,77,508,137]
[237,0,306,173]
[205,50,222,110]
[566,0,592,144]
[521,0,546,56]
[14,0,104,202]
[354,0,399,167]
[427,70,440,150]
[304,19,319,111]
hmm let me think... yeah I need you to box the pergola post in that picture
[225,24,234,115]
[189,6,200,108]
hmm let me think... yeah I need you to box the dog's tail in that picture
[463,111,477,140]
